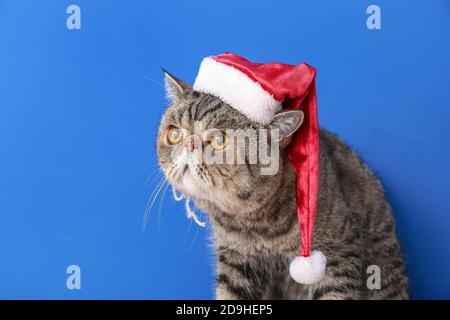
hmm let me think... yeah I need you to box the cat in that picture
[156,70,410,300]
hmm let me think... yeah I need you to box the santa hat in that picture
[193,53,326,285]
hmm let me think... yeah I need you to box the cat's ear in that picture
[162,68,190,102]
[270,110,304,148]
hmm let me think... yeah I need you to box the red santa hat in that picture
[193,53,326,285]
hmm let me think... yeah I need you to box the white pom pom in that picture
[289,250,327,285]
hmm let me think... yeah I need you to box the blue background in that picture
[0,0,449,299]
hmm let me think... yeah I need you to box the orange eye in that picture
[167,127,183,144]
[210,132,228,150]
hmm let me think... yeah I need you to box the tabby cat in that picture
[156,71,409,300]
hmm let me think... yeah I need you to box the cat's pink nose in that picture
[187,142,196,151]
[185,135,199,152]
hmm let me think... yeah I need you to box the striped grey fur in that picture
[156,72,409,300]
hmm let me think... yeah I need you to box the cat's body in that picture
[207,129,409,299]
[157,72,409,300]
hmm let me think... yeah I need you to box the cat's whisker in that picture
[142,76,165,89]
[143,176,169,231]
[157,183,170,231]
[143,179,168,230]
[144,172,165,189]
[172,186,184,201]
[184,213,194,242]
[142,76,166,99]
[185,197,206,228]
[188,223,201,253]
[145,176,166,214]
[144,167,164,187]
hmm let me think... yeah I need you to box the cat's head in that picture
[157,70,304,214]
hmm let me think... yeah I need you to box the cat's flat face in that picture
[156,72,304,214]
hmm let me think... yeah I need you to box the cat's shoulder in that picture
[318,127,370,172]
[319,127,353,154]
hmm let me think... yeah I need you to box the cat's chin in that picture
[179,169,210,201]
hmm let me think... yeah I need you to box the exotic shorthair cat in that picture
[155,63,409,300]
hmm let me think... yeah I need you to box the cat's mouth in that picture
[174,164,206,200]
[165,157,213,202]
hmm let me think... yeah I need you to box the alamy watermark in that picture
[367,5,381,30]
[66,5,81,30]
[366,265,381,289]
[66,265,81,290]
[168,120,281,176]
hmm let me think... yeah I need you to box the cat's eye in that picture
[210,132,228,150]
[167,126,183,144]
